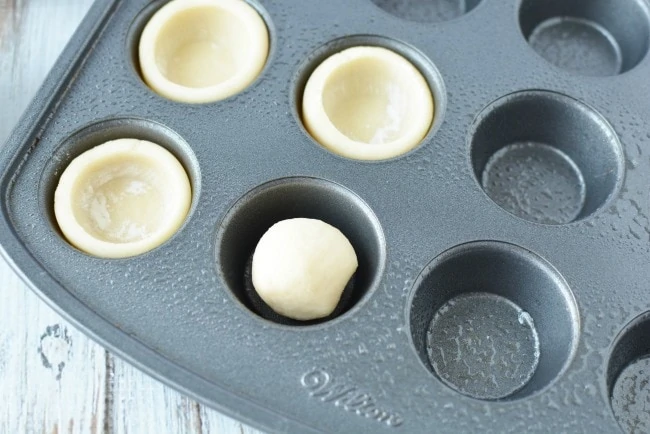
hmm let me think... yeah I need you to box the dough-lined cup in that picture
[139,0,269,103]
[302,46,434,161]
[54,138,192,258]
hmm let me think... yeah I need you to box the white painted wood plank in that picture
[200,405,267,434]
[0,0,92,128]
[0,259,107,434]
[109,354,266,434]
[108,353,265,434]
[108,356,205,434]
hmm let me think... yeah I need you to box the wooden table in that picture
[0,2,263,433]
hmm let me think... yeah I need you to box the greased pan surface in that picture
[2,1,650,433]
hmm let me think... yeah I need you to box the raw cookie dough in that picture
[302,46,434,160]
[139,0,269,103]
[251,218,358,320]
[54,138,191,258]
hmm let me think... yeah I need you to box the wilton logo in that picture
[300,368,404,427]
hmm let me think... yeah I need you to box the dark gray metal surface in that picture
[1,0,650,432]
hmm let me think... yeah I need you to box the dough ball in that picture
[251,218,358,321]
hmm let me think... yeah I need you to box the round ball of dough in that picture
[251,218,358,321]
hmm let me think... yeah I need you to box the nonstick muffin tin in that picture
[2,0,650,432]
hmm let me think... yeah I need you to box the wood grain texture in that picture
[200,404,264,434]
[0,265,107,434]
[109,357,202,434]
[0,1,263,433]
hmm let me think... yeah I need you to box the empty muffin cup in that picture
[519,0,650,76]
[54,138,192,258]
[302,46,434,160]
[408,241,579,400]
[139,0,269,103]
[607,312,650,433]
[370,0,483,23]
[470,90,623,225]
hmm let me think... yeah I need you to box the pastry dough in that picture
[139,0,269,103]
[252,218,358,320]
[302,46,434,160]
[54,139,191,258]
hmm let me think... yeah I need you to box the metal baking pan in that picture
[2,0,650,432]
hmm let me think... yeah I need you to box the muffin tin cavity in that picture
[137,0,269,103]
[470,90,623,225]
[54,139,191,258]
[295,35,446,161]
[408,241,579,400]
[607,313,650,434]
[427,292,540,400]
[519,0,650,76]
[370,0,482,23]
[41,118,200,256]
[215,177,385,326]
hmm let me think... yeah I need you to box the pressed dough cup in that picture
[54,139,192,258]
[139,0,269,104]
[302,46,434,160]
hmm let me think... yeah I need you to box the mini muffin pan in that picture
[1,0,650,432]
